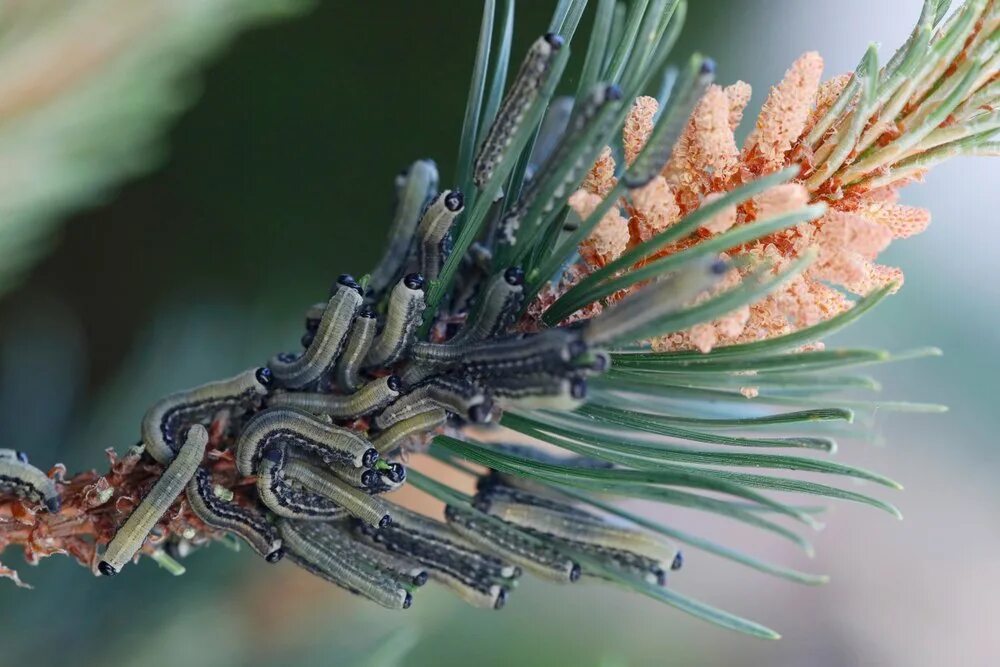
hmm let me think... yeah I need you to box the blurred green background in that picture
[0,1,996,665]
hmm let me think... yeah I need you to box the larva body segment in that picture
[477,489,678,572]
[373,376,490,429]
[255,446,349,520]
[100,425,209,576]
[473,34,565,189]
[444,504,580,584]
[333,306,377,391]
[365,273,426,370]
[582,257,728,347]
[331,524,428,587]
[141,367,272,465]
[235,407,377,477]
[283,458,392,529]
[450,267,525,345]
[372,407,447,455]
[269,277,363,390]
[268,374,403,420]
[280,519,413,610]
[0,450,60,512]
[185,467,283,562]
[416,190,464,282]
[369,160,439,296]
[411,327,587,377]
[490,372,588,410]
[358,505,516,609]
[500,83,624,244]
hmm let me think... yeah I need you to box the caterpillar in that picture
[582,257,728,347]
[473,33,565,188]
[371,407,447,455]
[269,276,363,389]
[365,462,407,494]
[499,83,623,244]
[185,467,283,563]
[358,505,515,609]
[365,273,426,369]
[141,367,272,465]
[444,504,580,584]
[282,457,393,528]
[235,407,377,478]
[268,375,403,420]
[490,372,588,411]
[476,486,678,577]
[280,519,413,610]
[373,376,490,430]
[255,446,349,521]
[332,305,377,392]
[410,327,588,377]
[449,267,525,345]
[0,449,60,512]
[416,189,464,282]
[369,159,439,296]
[331,522,428,587]
[100,425,208,576]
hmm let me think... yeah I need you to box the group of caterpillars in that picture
[0,33,720,610]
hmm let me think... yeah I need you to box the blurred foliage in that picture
[0,0,312,296]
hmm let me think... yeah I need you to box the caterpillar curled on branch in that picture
[185,467,283,563]
[0,449,60,513]
[100,425,209,576]
[141,367,272,465]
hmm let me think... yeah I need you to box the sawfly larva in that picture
[490,372,587,410]
[365,273,426,369]
[185,467,283,562]
[416,189,464,282]
[366,462,407,494]
[623,59,715,189]
[369,160,439,296]
[476,488,678,577]
[500,83,623,243]
[450,267,525,344]
[333,306,377,392]
[281,519,412,610]
[268,375,403,420]
[334,522,428,587]
[100,425,208,576]
[372,407,447,455]
[235,407,377,477]
[444,504,580,584]
[582,257,727,347]
[270,276,363,389]
[359,505,515,609]
[473,34,564,188]
[283,458,392,529]
[373,376,490,429]
[411,327,587,377]
[0,449,59,512]
[255,446,349,521]
[141,367,272,465]
[322,457,381,490]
